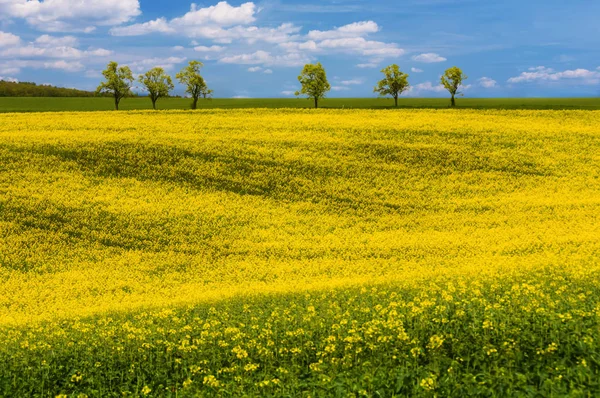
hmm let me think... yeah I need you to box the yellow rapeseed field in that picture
[1,109,599,396]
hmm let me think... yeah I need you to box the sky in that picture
[0,0,599,98]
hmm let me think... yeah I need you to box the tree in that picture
[138,67,174,110]
[176,61,205,109]
[201,86,214,100]
[441,66,467,107]
[96,61,134,110]
[373,64,410,107]
[295,63,330,109]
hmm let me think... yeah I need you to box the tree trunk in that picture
[114,96,119,111]
[394,95,398,107]
[152,98,157,110]
[192,97,198,110]
[314,97,318,109]
[450,93,456,107]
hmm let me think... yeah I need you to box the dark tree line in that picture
[0,80,110,97]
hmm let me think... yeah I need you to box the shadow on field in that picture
[4,140,549,214]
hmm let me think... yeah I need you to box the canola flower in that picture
[0,109,599,396]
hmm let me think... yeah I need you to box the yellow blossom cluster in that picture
[0,109,599,395]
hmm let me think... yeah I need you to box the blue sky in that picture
[1,0,599,98]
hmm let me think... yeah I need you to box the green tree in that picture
[96,61,134,110]
[373,64,410,107]
[295,63,330,109]
[201,86,214,100]
[176,61,205,110]
[138,67,174,110]
[441,66,467,107]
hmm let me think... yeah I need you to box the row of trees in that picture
[297,63,467,108]
[0,80,111,97]
[97,61,212,110]
[97,60,467,110]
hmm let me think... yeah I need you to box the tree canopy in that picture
[295,63,331,109]
[176,61,208,109]
[96,61,134,110]
[374,64,410,107]
[441,66,468,107]
[138,67,174,110]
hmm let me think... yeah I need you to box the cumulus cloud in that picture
[405,81,447,96]
[0,0,141,32]
[43,60,84,71]
[357,62,379,69]
[340,79,363,85]
[127,57,187,72]
[263,69,273,74]
[0,62,21,75]
[307,21,379,40]
[34,34,78,47]
[194,45,226,52]
[0,31,21,47]
[248,66,262,72]
[412,53,447,63]
[508,66,600,85]
[0,34,112,59]
[478,77,497,88]
[0,76,19,82]
[111,2,257,37]
[219,50,311,67]
[411,67,423,73]
[281,90,295,96]
[109,18,173,36]
[319,37,404,57]
[331,86,350,91]
[112,8,404,69]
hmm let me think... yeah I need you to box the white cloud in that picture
[478,77,497,88]
[112,11,402,66]
[0,0,141,32]
[109,17,173,36]
[248,66,262,72]
[172,46,185,51]
[84,69,102,78]
[0,63,21,75]
[0,76,19,82]
[281,90,295,96]
[110,6,404,73]
[411,67,423,73]
[0,31,21,47]
[172,2,255,27]
[232,95,250,98]
[307,21,379,40]
[194,45,225,52]
[219,50,310,67]
[34,34,78,47]
[0,34,112,59]
[127,57,187,72]
[111,2,258,38]
[263,69,273,74]
[508,66,600,85]
[319,37,404,57]
[412,53,447,63]
[405,81,447,96]
[340,79,363,85]
[331,86,350,91]
[43,60,84,71]
[279,40,319,52]
[357,62,379,68]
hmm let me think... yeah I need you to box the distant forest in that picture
[0,80,111,97]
